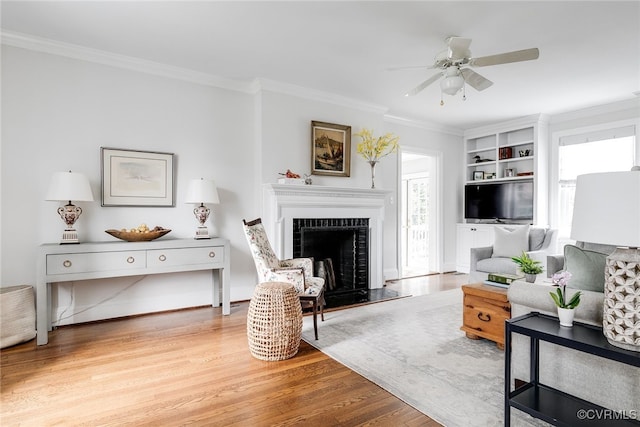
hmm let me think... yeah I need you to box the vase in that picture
[369,160,378,189]
[524,273,537,283]
[557,307,575,327]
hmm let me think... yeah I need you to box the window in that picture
[557,125,636,241]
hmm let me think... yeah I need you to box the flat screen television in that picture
[465,181,533,220]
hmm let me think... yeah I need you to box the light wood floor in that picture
[1,273,467,426]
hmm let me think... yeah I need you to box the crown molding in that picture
[252,78,389,115]
[549,98,640,124]
[1,30,254,93]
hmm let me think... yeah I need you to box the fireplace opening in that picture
[293,218,369,306]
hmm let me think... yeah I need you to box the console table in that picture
[505,312,640,426]
[36,238,230,345]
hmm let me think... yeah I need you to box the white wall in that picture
[1,44,466,325]
[1,46,258,324]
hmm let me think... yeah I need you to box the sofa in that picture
[469,226,557,283]
[507,241,640,413]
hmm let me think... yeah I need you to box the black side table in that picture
[505,312,640,426]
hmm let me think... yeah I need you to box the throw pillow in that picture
[563,244,607,292]
[492,225,530,258]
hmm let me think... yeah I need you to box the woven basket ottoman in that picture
[247,282,303,361]
[1,285,36,348]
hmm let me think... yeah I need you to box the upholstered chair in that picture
[242,218,325,339]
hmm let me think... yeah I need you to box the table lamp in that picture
[46,171,94,244]
[185,178,220,239]
[570,167,640,351]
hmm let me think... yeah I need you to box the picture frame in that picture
[473,171,485,181]
[101,147,175,207]
[311,121,351,177]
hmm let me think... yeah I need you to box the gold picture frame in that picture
[311,121,351,177]
[101,147,175,207]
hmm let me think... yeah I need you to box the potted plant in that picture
[549,271,581,327]
[511,251,544,283]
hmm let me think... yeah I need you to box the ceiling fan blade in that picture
[404,72,442,96]
[447,37,472,60]
[470,48,539,67]
[461,68,493,91]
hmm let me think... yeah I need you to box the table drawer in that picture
[147,246,223,268]
[47,251,146,275]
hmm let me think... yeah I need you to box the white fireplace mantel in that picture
[262,184,390,289]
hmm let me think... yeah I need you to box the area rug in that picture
[301,288,543,427]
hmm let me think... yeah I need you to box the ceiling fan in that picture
[400,36,539,104]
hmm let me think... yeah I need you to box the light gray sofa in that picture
[507,242,640,413]
[469,227,557,283]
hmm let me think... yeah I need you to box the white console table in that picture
[36,238,230,345]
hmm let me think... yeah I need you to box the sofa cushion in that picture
[492,225,530,258]
[564,244,607,292]
[477,257,519,275]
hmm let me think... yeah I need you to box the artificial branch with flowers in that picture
[354,129,399,162]
[354,129,399,189]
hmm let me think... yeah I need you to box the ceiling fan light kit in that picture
[401,36,539,105]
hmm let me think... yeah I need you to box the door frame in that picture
[397,147,444,276]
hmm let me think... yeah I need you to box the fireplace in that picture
[293,218,369,301]
[262,184,389,303]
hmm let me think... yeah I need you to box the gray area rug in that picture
[301,288,545,427]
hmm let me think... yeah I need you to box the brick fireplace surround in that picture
[262,184,389,291]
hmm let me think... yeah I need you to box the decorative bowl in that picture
[105,227,171,242]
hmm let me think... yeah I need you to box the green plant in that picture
[549,271,582,309]
[511,251,544,275]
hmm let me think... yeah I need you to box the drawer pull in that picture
[158,254,166,262]
[477,312,491,322]
[63,260,72,268]
[127,256,135,264]
[209,251,216,258]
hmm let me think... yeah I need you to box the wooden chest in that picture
[460,283,511,349]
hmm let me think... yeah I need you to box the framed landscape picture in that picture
[311,121,351,177]
[101,147,175,207]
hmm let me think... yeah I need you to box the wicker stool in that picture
[247,282,303,361]
[1,285,36,349]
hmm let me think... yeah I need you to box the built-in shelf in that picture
[463,115,549,225]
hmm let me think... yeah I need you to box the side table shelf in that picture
[505,312,640,426]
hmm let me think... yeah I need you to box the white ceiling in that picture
[2,1,639,130]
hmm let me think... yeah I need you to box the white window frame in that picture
[549,118,640,244]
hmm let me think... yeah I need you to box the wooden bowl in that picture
[105,227,171,242]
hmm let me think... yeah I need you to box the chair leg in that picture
[312,298,318,340]
[320,294,325,322]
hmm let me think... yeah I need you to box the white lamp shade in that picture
[45,171,94,202]
[440,75,464,95]
[570,170,640,247]
[185,178,220,204]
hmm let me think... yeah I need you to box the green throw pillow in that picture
[563,244,607,292]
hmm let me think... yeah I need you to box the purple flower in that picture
[552,271,572,287]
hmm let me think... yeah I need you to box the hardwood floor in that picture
[1,273,466,426]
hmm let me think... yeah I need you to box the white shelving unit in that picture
[463,114,549,225]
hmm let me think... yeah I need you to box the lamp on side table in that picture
[571,167,640,351]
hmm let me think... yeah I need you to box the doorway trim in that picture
[397,147,444,276]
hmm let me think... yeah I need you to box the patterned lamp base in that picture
[603,247,640,352]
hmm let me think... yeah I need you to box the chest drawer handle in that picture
[477,312,491,322]
[209,251,216,258]
[127,256,135,264]
[158,254,166,262]
[63,260,72,268]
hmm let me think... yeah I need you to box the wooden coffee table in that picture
[460,283,511,349]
